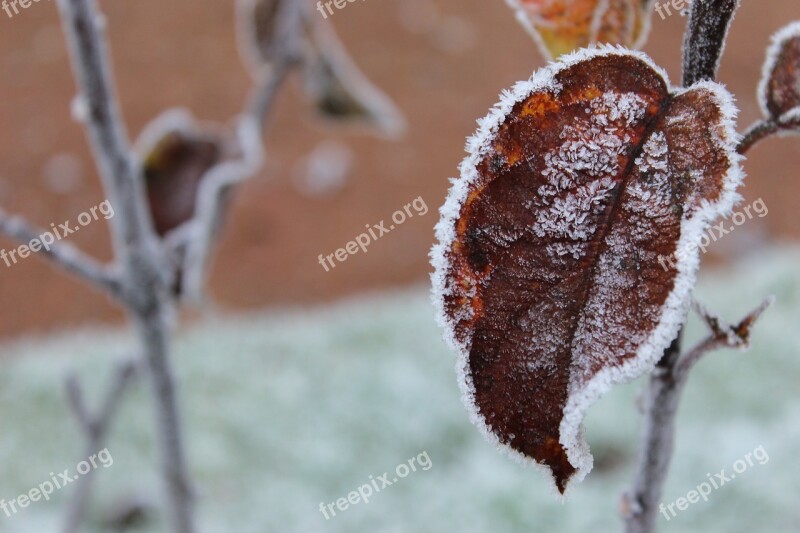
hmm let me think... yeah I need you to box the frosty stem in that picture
[622,299,772,533]
[737,119,781,154]
[63,358,138,533]
[682,0,741,86]
[622,2,747,531]
[56,0,196,531]
[0,206,122,300]
[245,0,303,134]
[737,113,800,154]
[176,1,303,304]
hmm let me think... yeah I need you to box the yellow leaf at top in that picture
[506,0,654,59]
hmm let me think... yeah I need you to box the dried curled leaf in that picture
[302,21,407,138]
[135,110,226,236]
[759,21,800,121]
[431,47,743,494]
[236,0,405,137]
[236,0,302,79]
[236,0,280,74]
[506,0,653,59]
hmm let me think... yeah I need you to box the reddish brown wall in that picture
[0,0,797,338]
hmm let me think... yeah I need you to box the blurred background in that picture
[1,0,799,336]
[0,0,798,532]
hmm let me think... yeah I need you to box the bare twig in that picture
[737,119,781,154]
[682,0,741,86]
[622,6,756,530]
[675,297,774,377]
[63,358,139,533]
[47,0,307,528]
[134,309,195,533]
[737,113,800,154]
[244,0,303,132]
[56,0,155,266]
[57,1,196,531]
[65,358,139,439]
[0,207,123,301]
[180,116,264,304]
[246,59,297,134]
[179,0,303,304]
[622,298,774,533]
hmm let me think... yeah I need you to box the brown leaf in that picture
[302,20,407,138]
[506,0,653,59]
[236,0,301,77]
[759,21,800,121]
[136,110,226,237]
[431,47,743,494]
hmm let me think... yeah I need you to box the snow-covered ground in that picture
[0,247,798,532]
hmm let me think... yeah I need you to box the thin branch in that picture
[656,329,684,369]
[180,117,264,304]
[57,2,196,532]
[682,0,741,86]
[628,5,748,523]
[622,7,754,527]
[737,119,781,154]
[63,358,139,533]
[134,310,195,533]
[622,298,773,533]
[737,112,800,154]
[56,0,156,276]
[675,297,774,378]
[65,377,93,436]
[246,59,296,134]
[244,0,303,132]
[179,0,303,304]
[0,207,123,301]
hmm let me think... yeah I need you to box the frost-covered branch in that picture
[246,59,297,135]
[180,117,264,303]
[682,0,741,86]
[620,5,755,528]
[737,113,800,154]
[57,1,196,531]
[622,298,773,533]
[177,0,304,303]
[0,207,122,301]
[674,298,774,377]
[56,0,155,268]
[737,119,781,154]
[244,0,303,133]
[63,358,138,533]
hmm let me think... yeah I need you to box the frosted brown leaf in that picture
[759,21,800,120]
[431,47,743,494]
